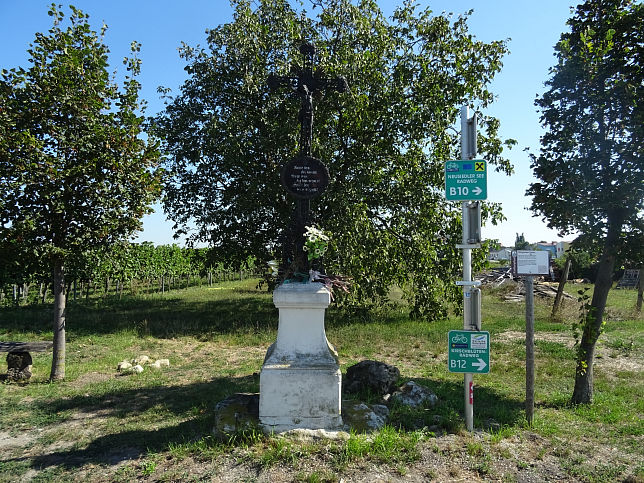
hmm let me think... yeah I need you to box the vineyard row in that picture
[0,242,264,306]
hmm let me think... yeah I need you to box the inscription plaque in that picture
[281,155,329,199]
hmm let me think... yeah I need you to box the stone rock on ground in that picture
[134,355,150,365]
[6,352,33,381]
[342,401,389,432]
[132,364,144,374]
[388,381,438,408]
[213,393,260,437]
[213,393,391,436]
[118,358,169,373]
[344,360,400,396]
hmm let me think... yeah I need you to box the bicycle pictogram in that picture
[451,334,467,344]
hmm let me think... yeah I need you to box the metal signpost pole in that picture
[447,107,485,432]
[461,106,475,432]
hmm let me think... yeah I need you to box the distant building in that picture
[488,247,512,261]
[536,241,570,259]
[536,242,557,258]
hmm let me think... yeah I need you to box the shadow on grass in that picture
[1,374,259,471]
[1,373,527,473]
[0,290,412,339]
[386,377,526,431]
[0,292,278,338]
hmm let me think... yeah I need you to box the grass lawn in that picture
[0,279,642,482]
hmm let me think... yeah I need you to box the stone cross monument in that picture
[268,43,348,279]
[260,43,347,432]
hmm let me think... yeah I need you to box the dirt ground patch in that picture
[0,430,34,451]
[69,371,113,388]
[1,415,639,482]
[99,430,637,482]
[497,330,644,374]
[496,330,576,348]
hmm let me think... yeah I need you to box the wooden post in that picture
[637,268,643,313]
[525,276,535,426]
[552,256,572,318]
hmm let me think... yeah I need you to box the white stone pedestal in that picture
[259,282,342,432]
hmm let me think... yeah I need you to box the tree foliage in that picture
[0,5,162,379]
[514,233,531,250]
[527,0,643,403]
[555,248,595,281]
[156,0,514,319]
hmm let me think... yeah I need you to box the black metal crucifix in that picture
[268,43,348,279]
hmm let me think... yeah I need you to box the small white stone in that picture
[134,355,150,365]
[117,361,133,372]
[148,361,161,369]
[156,359,170,367]
[132,364,144,374]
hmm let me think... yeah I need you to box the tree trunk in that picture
[41,282,49,304]
[637,268,643,313]
[552,257,572,318]
[50,261,66,381]
[571,215,622,404]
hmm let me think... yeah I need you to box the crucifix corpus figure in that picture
[268,43,348,280]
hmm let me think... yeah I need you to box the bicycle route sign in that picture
[448,330,490,374]
[444,160,487,201]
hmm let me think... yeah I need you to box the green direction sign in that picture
[445,160,487,201]
[448,330,490,374]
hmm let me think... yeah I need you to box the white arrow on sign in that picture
[472,186,482,196]
[472,358,487,371]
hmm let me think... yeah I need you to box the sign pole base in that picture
[465,373,473,431]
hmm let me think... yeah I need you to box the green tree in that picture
[156,0,513,318]
[514,233,530,250]
[527,0,643,403]
[0,5,162,380]
[555,247,594,281]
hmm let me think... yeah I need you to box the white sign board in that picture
[513,250,550,276]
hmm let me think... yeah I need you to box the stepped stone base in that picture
[259,283,342,432]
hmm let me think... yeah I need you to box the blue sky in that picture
[0,0,577,247]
